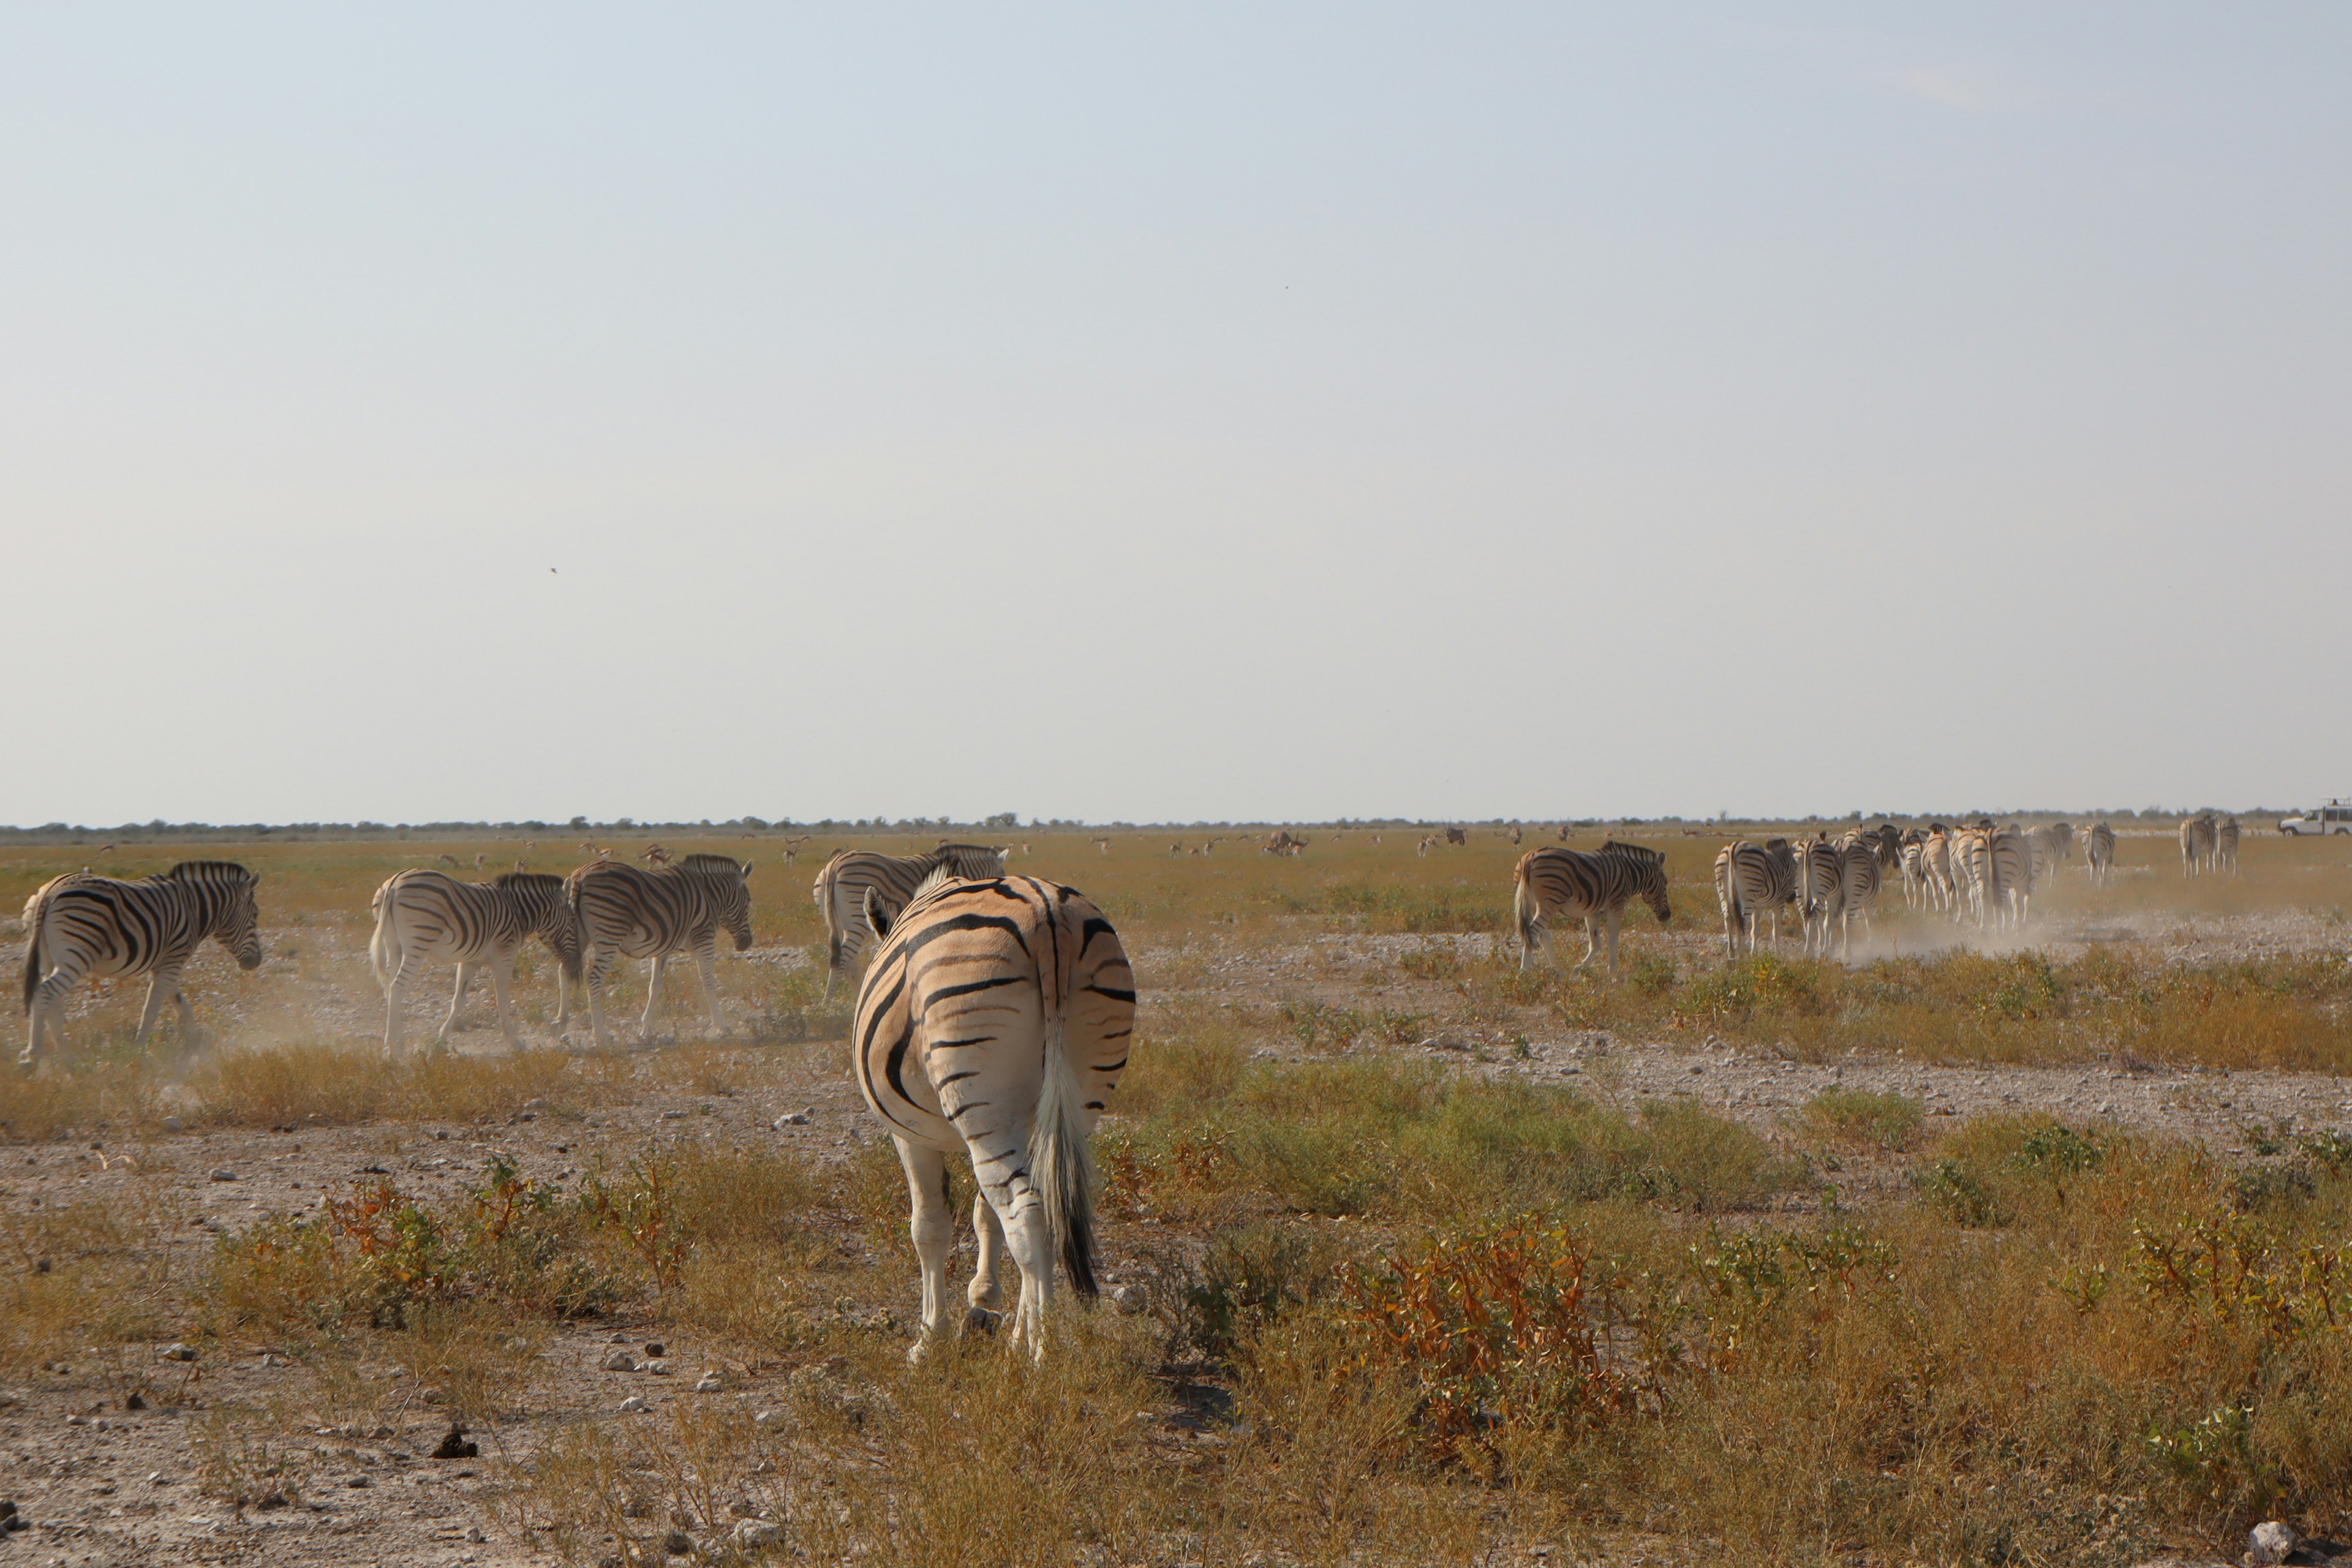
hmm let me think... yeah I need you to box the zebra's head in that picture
[173,861,263,970]
[684,854,755,951]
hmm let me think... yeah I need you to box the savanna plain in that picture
[5,824,2352,1568]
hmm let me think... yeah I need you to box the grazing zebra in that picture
[854,872,1135,1362]
[1714,839,1798,957]
[368,870,580,1053]
[812,844,1009,1000]
[569,854,753,1047]
[2082,821,2117,884]
[2214,816,2241,875]
[20,862,262,1069]
[1512,842,1673,978]
[1795,838,1845,960]
[2180,813,2217,877]
[1444,826,1469,846]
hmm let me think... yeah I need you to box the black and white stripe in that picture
[19,861,262,1068]
[2214,816,2241,876]
[570,854,754,1046]
[854,872,1135,1360]
[2082,821,2117,885]
[2180,813,2217,877]
[368,870,581,1052]
[1512,842,1673,978]
[1714,838,1798,957]
[813,843,1008,1000]
[1795,838,1845,960]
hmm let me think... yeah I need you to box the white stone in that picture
[2249,1520,2300,1566]
[734,1520,782,1547]
[601,1351,638,1372]
[617,1396,647,1414]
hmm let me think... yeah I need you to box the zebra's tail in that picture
[368,886,398,990]
[1031,962,1099,1300]
[20,924,39,1015]
[1512,863,1542,967]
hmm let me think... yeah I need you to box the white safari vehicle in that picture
[2278,801,2352,835]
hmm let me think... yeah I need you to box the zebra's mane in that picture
[678,853,746,875]
[166,861,255,884]
[1599,840,1664,865]
[909,863,965,903]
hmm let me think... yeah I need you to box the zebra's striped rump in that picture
[20,861,263,1066]
[813,843,1008,1000]
[854,873,1134,1361]
[1513,842,1670,977]
[570,853,754,1046]
[368,869,581,1052]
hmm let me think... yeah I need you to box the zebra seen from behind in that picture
[2180,813,2217,877]
[1512,842,1672,979]
[854,870,1136,1362]
[570,854,754,1047]
[20,861,262,1070]
[1715,838,1798,958]
[812,843,1008,1001]
[2082,820,2117,884]
[368,869,581,1053]
[1795,837,1844,960]
[2214,816,2241,875]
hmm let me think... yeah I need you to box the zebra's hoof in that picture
[964,1305,1002,1336]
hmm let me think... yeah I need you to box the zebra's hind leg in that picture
[993,1183,1058,1362]
[968,1182,1007,1316]
[894,1138,954,1362]
[638,956,668,1043]
[1602,912,1624,981]
[133,973,173,1049]
[22,971,71,1072]
[1576,917,1601,972]
[583,948,619,1050]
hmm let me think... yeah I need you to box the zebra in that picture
[1714,839,1798,957]
[1984,827,2034,930]
[2180,813,2217,877]
[812,844,1009,1000]
[1833,834,1882,959]
[2082,821,2117,885]
[1795,837,1845,960]
[2026,824,2071,892]
[19,861,262,1069]
[1948,824,1992,927]
[1512,842,1672,978]
[2214,816,2241,875]
[368,870,580,1053]
[853,871,1135,1362]
[569,853,754,1047]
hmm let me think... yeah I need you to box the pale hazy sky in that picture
[5,6,2345,826]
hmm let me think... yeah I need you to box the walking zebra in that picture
[854,872,1135,1362]
[2082,821,2117,885]
[1833,834,1882,959]
[1714,839,1798,957]
[1949,824,1994,927]
[813,844,1009,1000]
[20,862,262,1069]
[2214,816,2241,875]
[368,870,580,1052]
[2180,813,2217,877]
[570,854,753,1047]
[1986,826,2035,930]
[2026,824,2071,892]
[1512,842,1672,978]
[1795,838,1845,960]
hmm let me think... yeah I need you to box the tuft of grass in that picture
[1799,1086,1926,1151]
